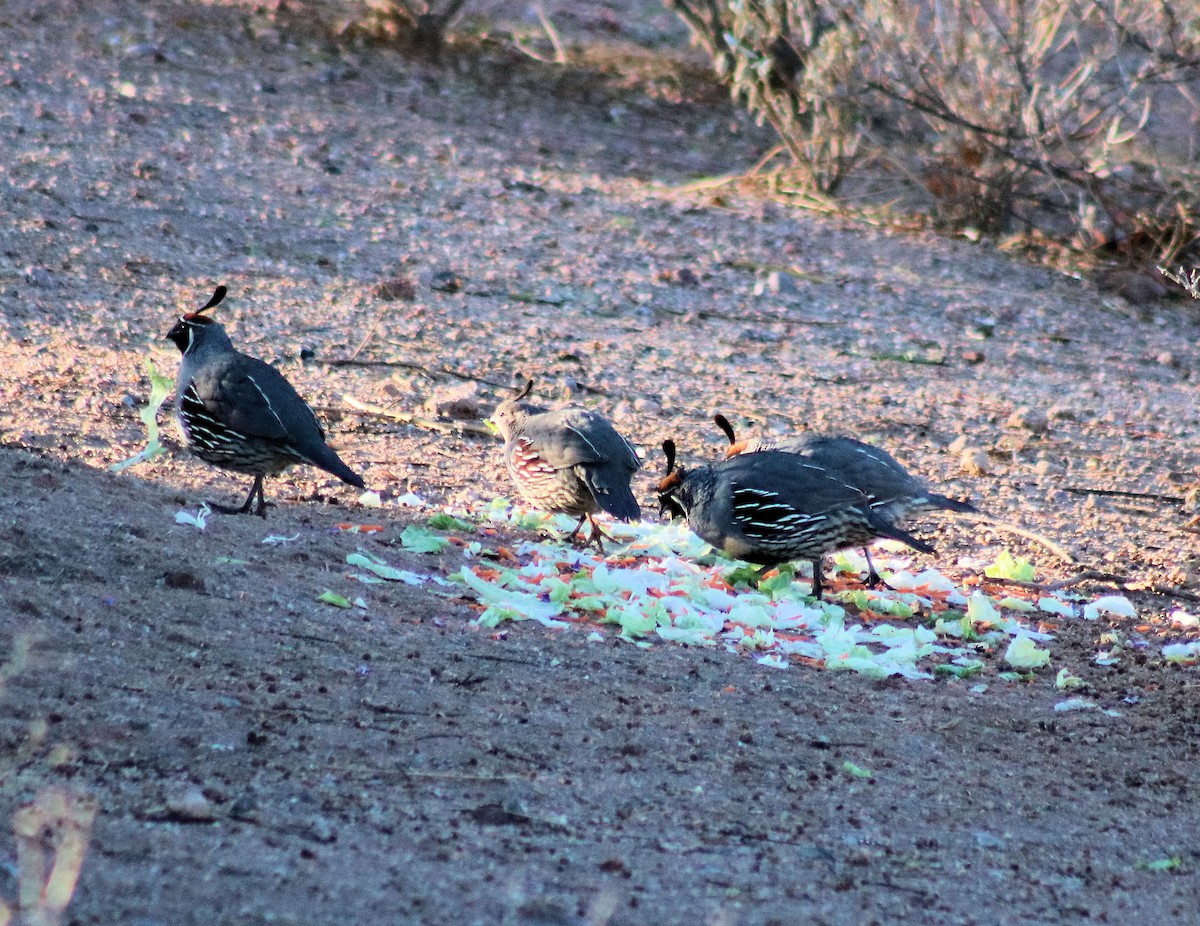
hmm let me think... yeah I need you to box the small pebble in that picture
[961,448,992,476]
[424,381,482,420]
[430,269,462,293]
[1006,406,1049,434]
[165,786,217,822]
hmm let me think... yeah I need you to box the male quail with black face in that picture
[492,380,641,549]
[714,414,974,586]
[657,440,934,600]
[165,285,365,516]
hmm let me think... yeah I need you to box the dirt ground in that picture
[3,1,1200,924]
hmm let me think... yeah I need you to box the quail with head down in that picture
[165,285,365,516]
[657,439,935,600]
[713,413,974,586]
[492,380,641,550]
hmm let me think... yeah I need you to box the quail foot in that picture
[165,285,365,516]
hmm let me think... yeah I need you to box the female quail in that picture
[657,440,934,600]
[714,414,974,585]
[165,285,365,516]
[492,380,641,549]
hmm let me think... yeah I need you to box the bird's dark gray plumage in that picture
[165,285,364,516]
[492,380,641,548]
[658,441,933,600]
[714,414,974,585]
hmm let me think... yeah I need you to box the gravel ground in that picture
[2,1,1200,924]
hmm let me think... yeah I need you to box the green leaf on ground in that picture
[427,513,475,532]
[317,590,352,608]
[985,551,1036,582]
[400,524,451,553]
[110,357,174,472]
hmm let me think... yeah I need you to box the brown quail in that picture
[492,380,641,549]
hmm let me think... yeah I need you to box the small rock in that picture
[372,276,416,301]
[1156,351,1178,367]
[1006,406,1049,435]
[960,349,986,364]
[766,270,799,295]
[1034,458,1065,477]
[429,269,462,293]
[230,791,259,822]
[163,570,206,592]
[423,381,482,420]
[1094,268,1168,304]
[961,448,992,476]
[966,319,996,340]
[24,266,53,288]
[165,786,217,822]
[947,435,969,454]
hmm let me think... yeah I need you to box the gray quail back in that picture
[657,440,934,600]
[492,380,641,549]
[165,285,365,516]
[714,414,974,585]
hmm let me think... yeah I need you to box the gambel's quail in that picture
[657,440,934,600]
[165,285,365,516]
[492,380,641,549]
[714,414,974,586]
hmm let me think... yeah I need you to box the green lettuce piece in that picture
[346,551,425,583]
[317,590,352,608]
[110,357,174,472]
[845,590,915,618]
[967,592,1002,625]
[723,565,763,587]
[455,566,566,626]
[984,551,1036,582]
[602,601,665,639]
[934,661,985,679]
[1055,668,1085,689]
[756,565,797,598]
[427,513,475,532]
[399,524,451,553]
[540,576,574,604]
[1005,636,1051,669]
[843,761,873,779]
[1137,857,1182,873]
[477,606,524,628]
[827,654,893,678]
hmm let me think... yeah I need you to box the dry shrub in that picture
[667,0,1200,264]
[335,0,471,56]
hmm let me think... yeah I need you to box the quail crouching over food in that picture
[657,439,936,600]
[714,413,975,586]
[165,285,365,516]
[491,380,641,550]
